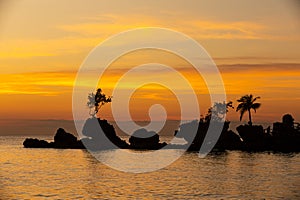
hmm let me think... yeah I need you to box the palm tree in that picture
[236,94,261,126]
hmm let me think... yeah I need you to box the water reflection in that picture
[0,136,299,199]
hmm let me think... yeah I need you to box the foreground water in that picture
[0,136,299,199]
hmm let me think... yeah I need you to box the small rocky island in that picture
[23,118,166,150]
[23,114,300,152]
[173,114,300,152]
[24,128,84,149]
[23,90,300,153]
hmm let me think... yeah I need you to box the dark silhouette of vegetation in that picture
[271,114,300,152]
[87,88,112,117]
[282,114,294,128]
[23,92,299,153]
[205,101,234,122]
[236,94,261,126]
[174,101,241,151]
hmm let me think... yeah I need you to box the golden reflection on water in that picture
[0,136,299,199]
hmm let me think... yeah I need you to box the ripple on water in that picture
[0,136,299,199]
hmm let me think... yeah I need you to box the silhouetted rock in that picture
[23,138,53,148]
[271,114,300,152]
[175,120,242,151]
[23,118,129,150]
[53,128,84,149]
[23,128,84,149]
[282,114,294,128]
[236,124,271,151]
[81,117,129,150]
[273,114,297,136]
[271,134,300,152]
[216,130,243,150]
[175,120,199,150]
[129,128,167,150]
[23,114,300,152]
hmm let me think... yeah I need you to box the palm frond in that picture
[251,103,261,112]
[236,103,244,112]
[252,96,260,103]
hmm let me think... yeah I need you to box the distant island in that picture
[23,118,167,150]
[23,89,300,152]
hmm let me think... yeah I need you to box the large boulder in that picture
[129,128,166,150]
[81,118,129,150]
[54,128,83,149]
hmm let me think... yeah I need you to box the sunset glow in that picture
[0,0,299,135]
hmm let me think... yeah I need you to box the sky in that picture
[0,0,299,135]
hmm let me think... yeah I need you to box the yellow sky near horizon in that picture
[0,0,300,125]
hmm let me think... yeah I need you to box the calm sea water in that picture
[0,136,299,199]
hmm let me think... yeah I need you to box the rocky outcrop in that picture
[129,128,167,150]
[23,138,53,148]
[23,128,84,149]
[81,118,129,150]
[236,125,272,151]
[23,118,130,150]
[53,128,84,149]
[175,120,243,151]
[23,115,300,152]
[174,118,299,152]
[270,114,300,152]
[215,130,243,150]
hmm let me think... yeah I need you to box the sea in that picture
[0,136,299,199]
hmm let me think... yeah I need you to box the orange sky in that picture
[0,0,299,130]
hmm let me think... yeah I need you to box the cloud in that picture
[0,36,105,59]
[58,13,300,41]
[0,71,75,95]
[59,15,268,40]
[219,63,300,73]
[1,11,299,60]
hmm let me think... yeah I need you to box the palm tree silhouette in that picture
[236,94,261,126]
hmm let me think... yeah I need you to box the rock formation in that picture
[23,114,300,152]
[23,128,84,149]
[81,118,129,150]
[129,128,167,150]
